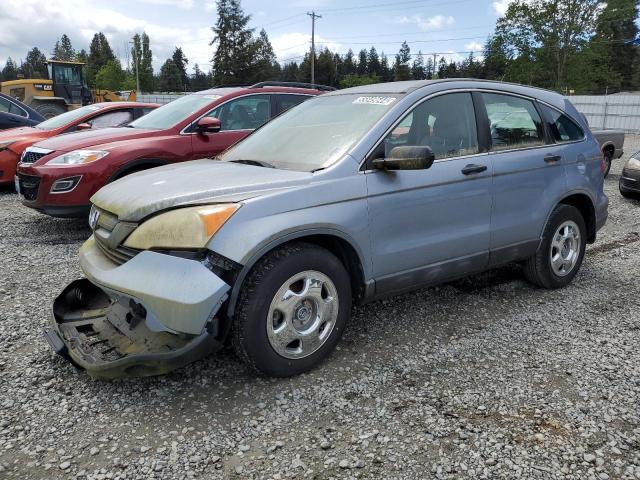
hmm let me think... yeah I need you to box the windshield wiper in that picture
[230,159,276,168]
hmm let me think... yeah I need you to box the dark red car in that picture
[16,82,329,217]
[0,102,158,187]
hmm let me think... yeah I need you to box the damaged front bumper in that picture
[44,237,231,379]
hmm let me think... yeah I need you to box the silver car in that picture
[45,79,608,379]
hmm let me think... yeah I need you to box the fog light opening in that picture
[50,175,82,193]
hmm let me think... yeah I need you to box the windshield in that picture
[128,94,220,130]
[36,105,101,130]
[220,94,400,171]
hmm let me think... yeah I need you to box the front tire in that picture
[523,205,586,289]
[232,242,351,377]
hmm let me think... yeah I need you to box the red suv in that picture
[16,82,331,217]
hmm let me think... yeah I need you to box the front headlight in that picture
[0,141,15,151]
[626,156,640,171]
[46,150,109,166]
[123,204,240,250]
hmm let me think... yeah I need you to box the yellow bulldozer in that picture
[0,60,136,118]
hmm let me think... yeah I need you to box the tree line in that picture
[1,0,638,95]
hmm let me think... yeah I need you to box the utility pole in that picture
[130,38,140,95]
[307,11,322,85]
[433,53,437,78]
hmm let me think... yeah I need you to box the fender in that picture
[107,158,169,183]
[538,188,596,248]
[223,226,371,318]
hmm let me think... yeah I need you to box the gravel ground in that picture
[1,136,639,480]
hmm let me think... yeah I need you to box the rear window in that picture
[540,104,584,143]
[482,93,545,151]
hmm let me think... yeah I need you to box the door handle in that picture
[461,164,487,175]
[544,154,561,163]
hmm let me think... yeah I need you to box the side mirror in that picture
[372,146,435,171]
[76,122,92,130]
[196,117,221,133]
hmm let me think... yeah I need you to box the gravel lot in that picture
[1,136,639,480]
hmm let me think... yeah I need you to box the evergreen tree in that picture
[357,49,368,76]
[411,52,425,80]
[425,57,435,79]
[1,58,19,81]
[21,47,48,79]
[342,49,356,77]
[280,62,300,82]
[250,29,280,82]
[379,52,392,81]
[52,34,75,61]
[210,0,255,85]
[158,59,182,91]
[393,41,411,81]
[87,33,116,87]
[172,47,190,89]
[192,63,210,91]
[367,47,381,77]
[482,36,510,80]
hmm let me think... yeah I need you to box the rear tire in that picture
[33,103,66,119]
[232,242,351,377]
[523,204,586,289]
[603,152,612,178]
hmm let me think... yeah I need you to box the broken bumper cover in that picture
[45,237,231,379]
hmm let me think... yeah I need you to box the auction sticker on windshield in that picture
[352,96,396,106]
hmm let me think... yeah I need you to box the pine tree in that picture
[21,47,48,79]
[192,64,210,91]
[158,59,182,91]
[87,33,116,87]
[172,47,190,89]
[1,58,19,81]
[210,0,255,85]
[411,52,425,80]
[393,41,411,81]
[367,47,381,77]
[250,29,280,82]
[52,34,75,61]
[357,49,368,76]
[342,49,356,77]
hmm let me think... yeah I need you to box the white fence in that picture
[138,93,185,105]
[570,94,640,132]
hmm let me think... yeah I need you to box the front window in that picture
[220,94,401,171]
[128,94,220,130]
[206,94,271,131]
[35,105,101,130]
[52,65,82,85]
[374,92,479,161]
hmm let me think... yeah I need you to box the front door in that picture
[365,92,493,295]
[191,94,272,159]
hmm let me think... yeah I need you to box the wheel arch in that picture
[601,142,615,156]
[551,192,596,244]
[107,158,169,183]
[224,229,370,319]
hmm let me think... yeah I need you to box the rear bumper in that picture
[0,150,20,184]
[46,238,231,379]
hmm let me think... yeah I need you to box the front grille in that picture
[17,173,40,201]
[621,176,639,190]
[21,151,50,164]
[94,235,138,265]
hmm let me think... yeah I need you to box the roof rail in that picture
[249,81,336,92]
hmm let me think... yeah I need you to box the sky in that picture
[0,0,514,74]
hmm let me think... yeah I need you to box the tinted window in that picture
[276,94,310,115]
[540,105,584,142]
[482,93,544,151]
[208,94,271,131]
[90,110,133,128]
[0,97,10,113]
[8,102,26,117]
[379,92,479,160]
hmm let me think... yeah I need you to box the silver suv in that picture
[45,79,608,379]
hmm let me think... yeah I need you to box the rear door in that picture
[190,94,272,159]
[365,91,493,295]
[478,92,568,265]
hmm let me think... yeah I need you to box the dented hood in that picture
[91,159,312,222]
